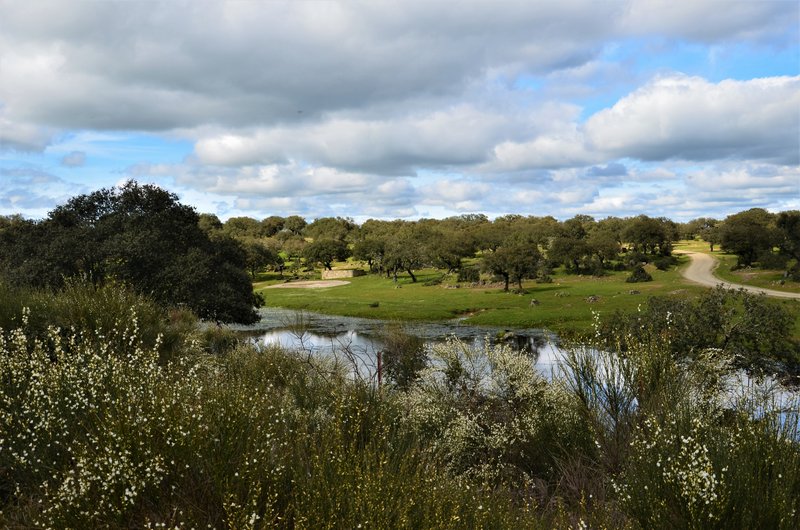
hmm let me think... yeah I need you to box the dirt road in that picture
[674,250,800,300]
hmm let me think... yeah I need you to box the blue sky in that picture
[0,1,798,222]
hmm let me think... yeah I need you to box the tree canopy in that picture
[0,181,262,324]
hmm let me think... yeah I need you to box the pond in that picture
[230,307,565,377]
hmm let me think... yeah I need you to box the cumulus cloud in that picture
[584,75,800,164]
[0,1,797,221]
[0,113,52,152]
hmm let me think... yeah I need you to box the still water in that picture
[230,307,565,377]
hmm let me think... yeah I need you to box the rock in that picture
[529,299,540,306]
[628,290,640,295]
[585,295,600,303]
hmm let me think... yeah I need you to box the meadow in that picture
[255,243,800,338]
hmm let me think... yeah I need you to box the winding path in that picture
[674,250,800,300]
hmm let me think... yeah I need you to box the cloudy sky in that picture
[1,0,798,222]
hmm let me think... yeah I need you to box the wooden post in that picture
[377,350,382,388]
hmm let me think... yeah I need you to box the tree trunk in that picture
[503,273,510,292]
[406,268,417,282]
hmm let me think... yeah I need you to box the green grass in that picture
[711,252,800,294]
[256,257,705,335]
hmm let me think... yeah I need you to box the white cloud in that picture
[584,75,800,164]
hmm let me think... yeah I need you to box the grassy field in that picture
[255,256,705,335]
[255,241,800,337]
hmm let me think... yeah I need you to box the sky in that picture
[0,0,798,223]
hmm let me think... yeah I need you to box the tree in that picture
[776,210,800,261]
[548,236,590,273]
[383,222,426,282]
[621,215,673,255]
[305,216,356,242]
[198,213,223,235]
[482,236,541,291]
[302,239,350,270]
[719,208,777,267]
[223,216,264,238]
[0,181,262,324]
[353,237,386,272]
[284,215,307,235]
[241,239,283,277]
[260,215,285,237]
[587,229,620,266]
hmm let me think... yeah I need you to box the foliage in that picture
[378,324,428,389]
[626,265,653,283]
[401,337,588,486]
[596,286,800,374]
[482,237,542,291]
[2,284,799,528]
[719,208,778,268]
[0,181,261,324]
[457,266,481,283]
[301,238,350,270]
[0,308,541,529]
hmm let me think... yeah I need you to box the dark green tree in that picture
[719,208,777,267]
[302,239,350,270]
[0,181,262,324]
[482,237,541,291]
[305,216,356,242]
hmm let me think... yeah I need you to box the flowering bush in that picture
[402,337,587,486]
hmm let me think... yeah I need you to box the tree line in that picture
[199,207,799,291]
[1,180,797,323]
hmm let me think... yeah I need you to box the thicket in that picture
[1,284,798,528]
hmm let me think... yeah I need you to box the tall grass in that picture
[0,283,798,528]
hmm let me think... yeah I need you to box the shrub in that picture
[401,337,588,486]
[757,251,790,270]
[653,255,677,271]
[457,266,480,283]
[626,265,653,283]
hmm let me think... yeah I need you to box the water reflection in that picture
[231,307,565,377]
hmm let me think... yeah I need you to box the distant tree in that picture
[587,229,621,266]
[482,236,541,291]
[353,237,386,272]
[548,236,590,273]
[776,211,800,261]
[241,239,283,277]
[284,215,308,235]
[384,223,426,282]
[622,215,673,255]
[561,215,595,240]
[719,208,777,267]
[302,239,350,270]
[305,216,356,242]
[198,213,223,235]
[260,215,285,237]
[426,229,474,273]
[223,216,264,239]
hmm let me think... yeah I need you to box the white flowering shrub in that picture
[402,337,586,485]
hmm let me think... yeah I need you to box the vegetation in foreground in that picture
[1,283,798,529]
